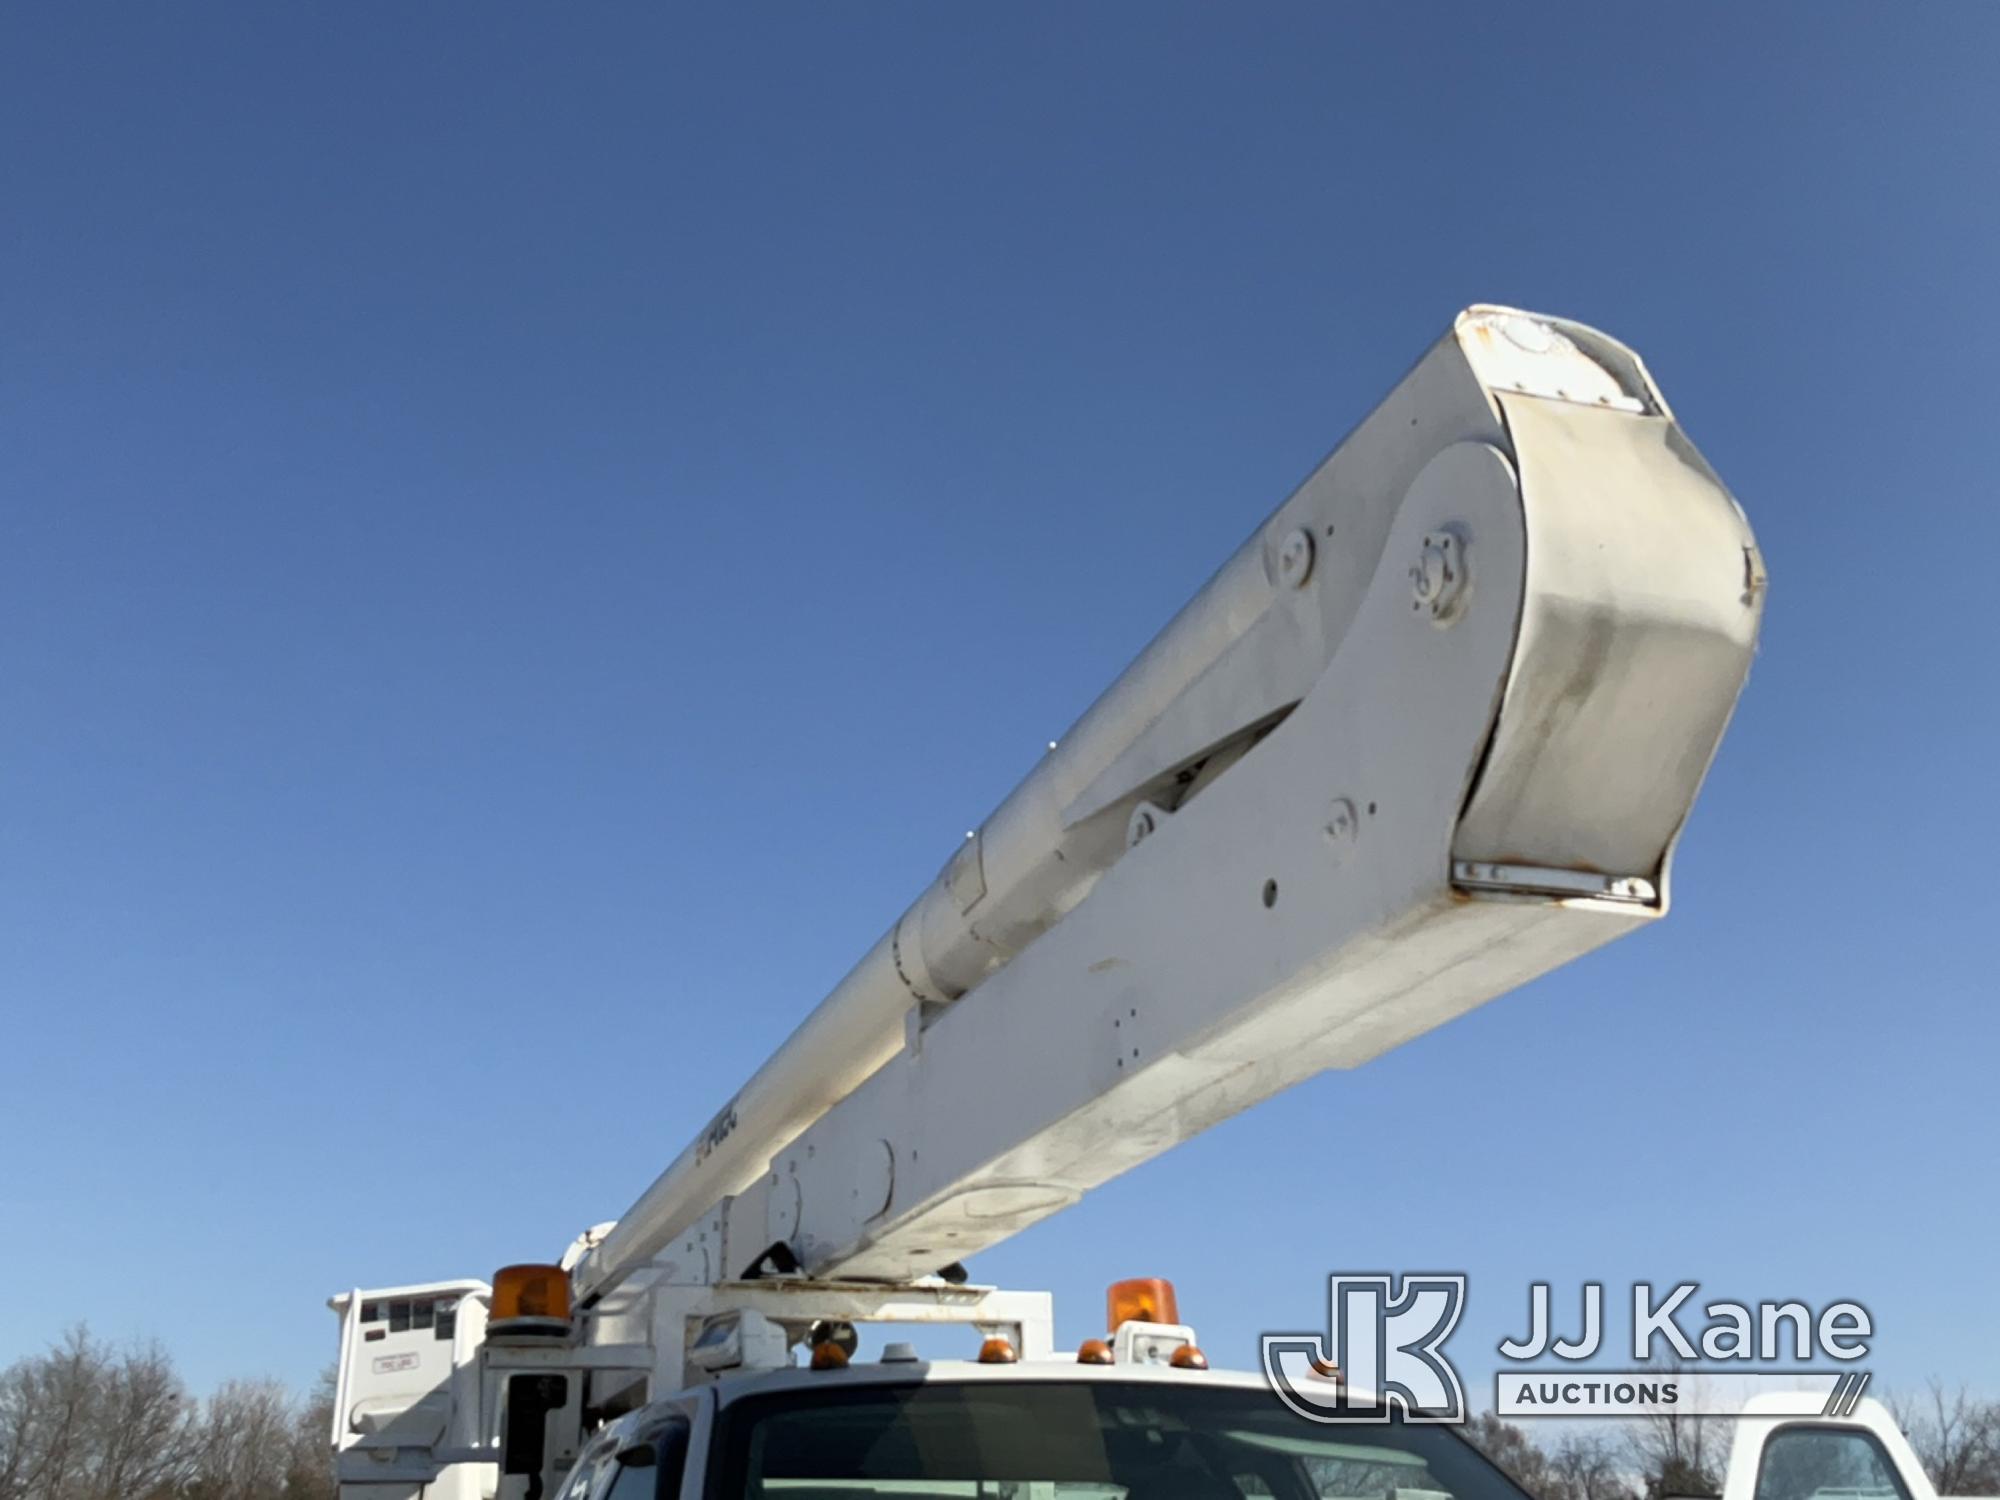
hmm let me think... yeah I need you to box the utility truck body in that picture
[326,307,1887,1500]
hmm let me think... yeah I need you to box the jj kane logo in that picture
[1262,1277,1875,1422]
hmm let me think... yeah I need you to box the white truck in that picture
[327,308,1928,1500]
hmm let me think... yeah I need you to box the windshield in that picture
[712,1381,1533,1500]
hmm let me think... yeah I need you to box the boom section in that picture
[577,305,1764,1300]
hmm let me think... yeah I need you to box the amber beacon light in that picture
[1106,1278,1179,1330]
[489,1264,572,1335]
[809,1341,851,1371]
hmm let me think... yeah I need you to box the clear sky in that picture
[3,5,1996,1404]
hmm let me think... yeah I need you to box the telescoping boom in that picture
[328,306,1764,1500]
[569,305,1762,1304]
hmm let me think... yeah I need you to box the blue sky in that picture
[3,6,1996,1402]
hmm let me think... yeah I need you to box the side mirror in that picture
[614,1442,657,1469]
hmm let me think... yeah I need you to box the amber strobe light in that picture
[1076,1339,1114,1365]
[1169,1345,1209,1370]
[490,1264,572,1327]
[977,1336,1019,1364]
[810,1341,851,1370]
[1107,1278,1179,1330]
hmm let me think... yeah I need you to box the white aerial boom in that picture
[329,306,1763,1500]
[571,303,1761,1302]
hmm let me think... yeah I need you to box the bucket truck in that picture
[326,309,1899,1500]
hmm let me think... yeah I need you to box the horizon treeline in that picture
[0,1327,331,1500]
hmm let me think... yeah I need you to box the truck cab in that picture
[557,1367,1942,1500]
[1723,1393,1941,1500]
[565,1363,1538,1500]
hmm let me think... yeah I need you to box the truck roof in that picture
[703,1360,1286,1406]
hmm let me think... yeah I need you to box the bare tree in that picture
[1890,1381,2000,1496]
[0,1345,45,1500]
[81,1337,195,1500]
[1547,1429,1641,1500]
[185,1379,298,1500]
[1462,1413,1642,1500]
[0,1326,197,1500]
[1463,1411,1558,1495]
[0,1326,333,1500]
[1625,1363,1728,1500]
[8,1327,103,1500]
[280,1366,337,1500]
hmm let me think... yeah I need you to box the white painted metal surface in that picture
[649,1281,1054,1386]
[328,1280,491,1500]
